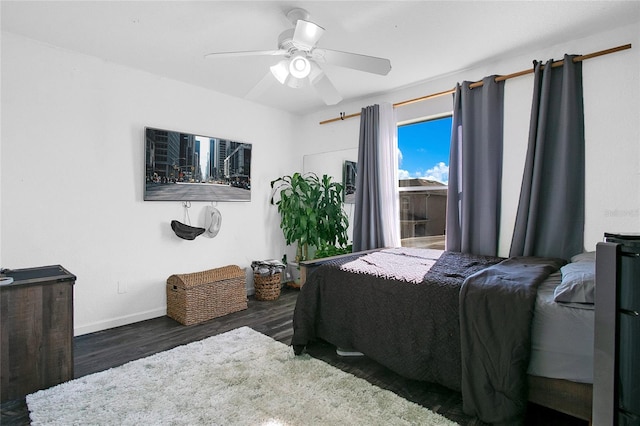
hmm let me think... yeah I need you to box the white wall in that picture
[1,33,295,335]
[296,23,640,257]
[2,22,638,336]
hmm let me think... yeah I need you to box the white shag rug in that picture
[27,327,457,425]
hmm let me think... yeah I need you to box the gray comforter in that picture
[459,256,565,424]
[292,249,504,391]
[292,248,564,425]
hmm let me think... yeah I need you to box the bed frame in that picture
[528,375,592,423]
[300,252,593,424]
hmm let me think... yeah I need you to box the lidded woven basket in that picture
[166,265,247,325]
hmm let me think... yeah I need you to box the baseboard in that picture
[75,285,255,336]
[74,307,167,336]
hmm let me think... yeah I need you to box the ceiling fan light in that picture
[285,75,306,89]
[302,21,323,41]
[269,60,289,84]
[292,20,325,50]
[289,54,311,79]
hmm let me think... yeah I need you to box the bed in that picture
[292,248,594,424]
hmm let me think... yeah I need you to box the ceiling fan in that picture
[204,8,392,105]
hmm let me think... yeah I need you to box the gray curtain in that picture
[509,55,584,260]
[352,103,400,252]
[353,105,382,252]
[446,76,505,256]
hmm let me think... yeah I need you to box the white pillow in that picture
[570,251,595,263]
[554,260,595,304]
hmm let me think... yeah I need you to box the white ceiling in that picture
[2,1,638,115]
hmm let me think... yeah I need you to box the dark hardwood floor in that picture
[2,287,587,425]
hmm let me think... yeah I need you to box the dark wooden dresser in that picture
[0,265,75,402]
[594,234,640,425]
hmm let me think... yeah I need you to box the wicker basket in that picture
[166,265,247,326]
[253,272,281,301]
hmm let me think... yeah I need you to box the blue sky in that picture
[397,116,451,184]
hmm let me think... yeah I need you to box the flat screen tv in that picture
[144,127,251,202]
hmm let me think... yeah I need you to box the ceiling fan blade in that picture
[292,19,325,51]
[313,48,391,75]
[245,70,276,101]
[204,50,287,59]
[310,67,343,105]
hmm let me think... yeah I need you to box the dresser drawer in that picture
[619,252,640,312]
[619,312,640,416]
[619,410,640,426]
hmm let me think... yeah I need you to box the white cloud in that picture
[398,162,449,185]
[424,162,449,184]
[398,169,411,180]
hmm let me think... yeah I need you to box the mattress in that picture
[528,271,595,383]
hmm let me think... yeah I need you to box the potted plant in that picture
[314,174,351,258]
[270,172,349,262]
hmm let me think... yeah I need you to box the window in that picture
[397,114,452,249]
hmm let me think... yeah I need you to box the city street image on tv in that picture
[144,127,251,202]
